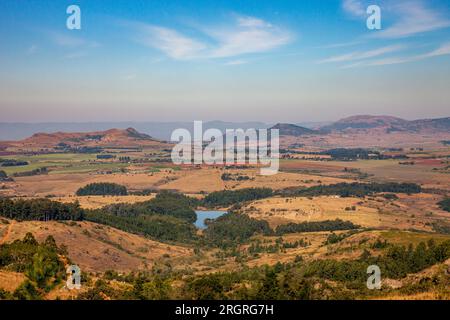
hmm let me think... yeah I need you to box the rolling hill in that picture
[320,115,450,134]
[1,127,171,153]
[270,123,319,136]
[0,219,191,273]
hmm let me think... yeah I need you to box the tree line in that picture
[76,182,128,196]
[203,213,272,248]
[0,198,84,221]
[275,219,360,235]
[438,198,450,212]
[280,182,421,198]
[203,188,273,207]
[0,233,66,300]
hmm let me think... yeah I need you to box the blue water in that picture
[195,211,227,229]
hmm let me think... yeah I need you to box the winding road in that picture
[0,221,15,245]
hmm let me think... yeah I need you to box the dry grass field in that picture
[4,165,357,197]
[0,271,26,292]
[280,132,450,149]
[242,194,450,231]
[280,158,450,190]
[54,195,156,209]
[0,219,193,273]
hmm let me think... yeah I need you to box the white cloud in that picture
[342,42,450,67]
[137,25,206,60]
[318,44,404,63]
[237,16,271,28]
[342,0,366,17]
[225,60,248,66]
[48,31,100,48]
[207,23,291,58]
[374,1,450,39]
[132,15,292,60]
[50,32,87,47]
[342,0,449,38]
[315,40,363,49]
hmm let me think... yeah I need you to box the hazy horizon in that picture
[0,112,449,124]
[1,0,450,122]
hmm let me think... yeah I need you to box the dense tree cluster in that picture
[96,154,116,159]
[0,233,66,299]
[85,191,199,243]
[221,173,251,181]
[325,230,359,245]
[102,191,198,223]
[0,170,12,181]
[0,160,29,167]
[86,211,197,243]
[438,198,450,212]
[203,213,272,248]
[76,182,128,196]
[12,167,47,177]
[275,219,359,235]
[280,182,421,198]
[0,198,84,221]
[319,148,407,161]
[203,188,273,207]
[321,148,375,160]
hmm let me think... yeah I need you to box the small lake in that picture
[195,211,227,229]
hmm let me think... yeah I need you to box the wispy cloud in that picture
[206,17,291,58]
[374,1,450,39]
[343,0,450,39]
[342,0,366,18]
[136,25,206,60]
[315,40,364,49]
[48,31,100,48]
[131,15,292,60]
[342,42,450,67]
[224,60,248,66]
[49,32,86,47]
[318,44,404,63]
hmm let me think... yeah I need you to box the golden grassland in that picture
[0,219,192,273]
[54,195,156,209]
[241,193,450,231]
[1,165,356,197]
[0,271,25,292]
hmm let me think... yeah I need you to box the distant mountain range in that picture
[320,115,450,134]
[0,121,272,141]
[271,115,450,136]
[0,116,448,145]
[270,123,318,136]
[0,128,169,153]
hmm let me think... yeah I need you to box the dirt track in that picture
[0,221,15,245]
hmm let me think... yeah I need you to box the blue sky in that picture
[1,0,450,122]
